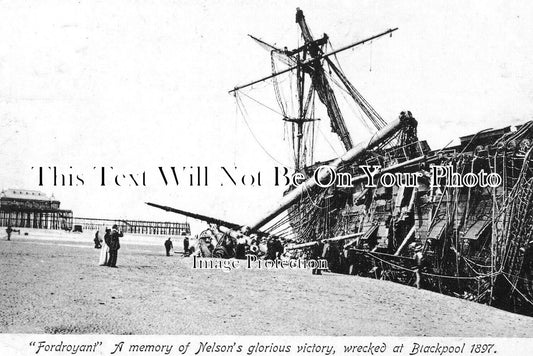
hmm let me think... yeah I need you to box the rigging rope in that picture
[234,93,293,168]
[271,51,288,118]
[239,91,285,118]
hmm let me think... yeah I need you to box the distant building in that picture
[0,189,191,235]
[0,189,73,230]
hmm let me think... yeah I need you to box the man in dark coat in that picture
[274,237,283,258]
[164,238,173,256]
[6,225,12,241]
[107,225,123,267]
[104,228,111,246]
[311,240,325,275]
[266,237,277,260]
[266,236,284,260]
[413,245,425,289]
[94,230,101,249]
[183,236,190,256]
[235,237,246,260]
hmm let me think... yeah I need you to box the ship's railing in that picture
[383,141,427,163]
[360,141,427,168]
[437,148,458,156]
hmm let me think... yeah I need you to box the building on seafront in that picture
[0,188,191,236]
[0,189,73,230]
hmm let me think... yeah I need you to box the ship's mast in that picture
[296,42,305,170]
[293,8,353,156]
[231,8,398,170]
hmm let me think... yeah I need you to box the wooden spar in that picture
[243,116,413,232]
[344,225,379,249]
[285,241,317,250]
[326,232,364,242]
[248,34,284,53]
[218,225,244,239]
[145,202,278,239]
[351,248,415,261]
[229,28,398,93]
[287,232,364,250]
[146,202,242,230]
[295,8,353,152]
[286,232,364,250]
[394,225,417,256]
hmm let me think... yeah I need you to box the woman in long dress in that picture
[98,227,109,266]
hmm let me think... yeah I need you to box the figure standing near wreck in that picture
[311,240,325,275]
[164,237,173,256]
[266,236,283,261]
[107,225,123,268]
[413,245,425,289]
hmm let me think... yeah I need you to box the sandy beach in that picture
[1,229,532,336]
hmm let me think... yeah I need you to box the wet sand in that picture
[1,230,532,335]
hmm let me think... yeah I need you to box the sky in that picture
[1,0,533,234]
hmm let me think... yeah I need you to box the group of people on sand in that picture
[95,224,123,268]
[164,235,190,256]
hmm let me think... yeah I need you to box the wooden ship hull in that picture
[148,8,533,317]
[286,121,533,316]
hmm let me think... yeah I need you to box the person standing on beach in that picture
[266,236,283,260]
[94,230,101,249]
[311,240,324,275]
[6,225,12,241]
[107,225,123,268]
[104,228,111,246]
[266,237,276,260]
[98,228,110,266]
[183,236,190,256]
[413,245,425,289]
[164,237,173,256]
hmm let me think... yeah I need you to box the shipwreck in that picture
[148,8,533,317]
